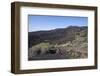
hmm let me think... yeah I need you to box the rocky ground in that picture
[28,28,88,60]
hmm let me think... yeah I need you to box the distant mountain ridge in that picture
[28,26,87,48]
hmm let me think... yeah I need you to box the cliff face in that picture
[28,26,88,60]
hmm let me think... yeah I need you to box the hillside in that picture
[28,26,87,47]
[28,26,88,60]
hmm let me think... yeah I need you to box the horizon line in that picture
[29,25,87,32]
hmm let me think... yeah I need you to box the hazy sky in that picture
[28,15,88,32]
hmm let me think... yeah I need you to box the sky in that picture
[28,15,88,32]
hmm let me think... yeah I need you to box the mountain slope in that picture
[28,26,88,60]
[28,26,87,48]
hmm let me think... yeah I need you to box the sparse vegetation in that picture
[28,26,88,60]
